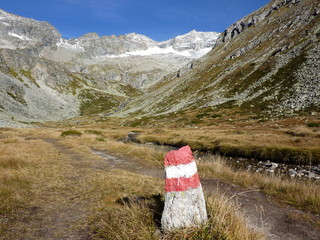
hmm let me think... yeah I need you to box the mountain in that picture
[116,0,320,126]
[0,9,61,50]
[2,0,319,128]
[0,9,219,126]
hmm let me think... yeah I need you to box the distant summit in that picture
[0,9,219,59]
[0,9,220,126]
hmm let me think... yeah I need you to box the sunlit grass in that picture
[86,170,264,240]
[0,126,319,239]
[197,156,320,214]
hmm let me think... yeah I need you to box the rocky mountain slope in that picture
[1,0,319,127]
[0,9,218,126]
[117,0,320,126]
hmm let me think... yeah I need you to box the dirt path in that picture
[26,138,320,240]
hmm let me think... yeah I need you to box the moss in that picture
[211,114,222,118]
[61,130,82,137]
[68,74,90,95]
[79,89,124,116]
[219,100,237,109]
[20,69,40,88]
[8,68,19,78]
[8,68,24,82]
[220,63,258,97]
[69,75,83,95]
[85,130,104,135]
[196,113,210,119]
[119,84,142,98]
[6,91,26,105]
[307,122,320,128]
[189,119,203,125]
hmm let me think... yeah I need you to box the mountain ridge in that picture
[114,0,320,127]
[0,8,219,126]
[1,0,319,128]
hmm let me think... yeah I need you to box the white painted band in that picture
[165,161,198,179]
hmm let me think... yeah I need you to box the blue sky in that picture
[1,0,270,41]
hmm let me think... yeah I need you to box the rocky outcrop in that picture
[0,9,61,50]
[159,30,220,51]
[215,0,303,46]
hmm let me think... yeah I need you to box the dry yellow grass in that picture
[0,131,74,238]
[86,170,264,240]
[46,125,320,214]
[0,127,263,239]
[197,156,320,214]
[134,125,320,164]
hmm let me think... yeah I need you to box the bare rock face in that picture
[215,0,303,46]
[161,146,207,231]
[0,9,61,50]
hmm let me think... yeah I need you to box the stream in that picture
[130,142,320,180]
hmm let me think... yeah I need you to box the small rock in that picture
[288,169,297,177]
[308,172,316,179]
[263,161,272,168]
[271,162,278,169]
[297,172,304,178]
[312,167,320,174]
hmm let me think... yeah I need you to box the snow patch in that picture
[8,32,31,41]
[1,22,10,26]
[101,46,212,59]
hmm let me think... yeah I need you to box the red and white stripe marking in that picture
[164,145,201,192]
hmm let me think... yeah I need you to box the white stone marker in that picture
[161,145,208,231]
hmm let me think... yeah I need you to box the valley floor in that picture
[0,126,319,239]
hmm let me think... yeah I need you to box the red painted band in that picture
[165,173,201,192]
[164,145,194,166]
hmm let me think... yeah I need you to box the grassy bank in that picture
[134,125,320,165]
